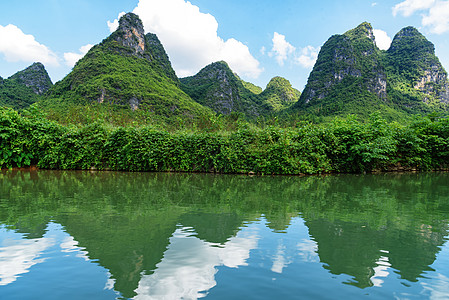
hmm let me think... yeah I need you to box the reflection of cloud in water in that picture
[271,243,289,274]
[60,235,89,261]
[0,230,54,286]
[370,254,391,287]
[297,239,319,263]
[134,227,259,299]
[422,273,449,299]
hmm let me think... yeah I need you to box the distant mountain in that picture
[294,22,449,119]
[180,61,267,117]
[180,61,299,117]
[260,76,300,112]
[42,12,211,121]
[8,62,53,95]
[0,62,52,110]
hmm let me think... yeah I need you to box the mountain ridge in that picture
[2,17,449,123]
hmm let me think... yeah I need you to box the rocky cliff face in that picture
[180,61,265,116]
[109,13,147,58]
[8,62,53,95]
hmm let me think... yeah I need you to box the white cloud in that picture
[268,32,318,69]
[392,0,449,34]
[373,29,392,50]
[295,46,320,69]
[422,1,449,34]
[372,2,378,6]
[0,24,59,66]
[270,32,296,66]
[107,11,126,32]
[392,0,436,17]
[63,44,94,67]
[108,0,262,79]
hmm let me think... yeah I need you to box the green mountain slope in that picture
[294,22,449,120]
[180,61,267,117]
[260,76,300,112]
[0,62,53,110]
[39,13,212,123]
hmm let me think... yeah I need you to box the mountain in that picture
[0,62,53,110]
[41,13,212,122]
[180,61,267,117]
[385,26,449,111]
[294,22,449,119]
[180,61,300,117]
[260,76,300,111]
[8,62,53,95]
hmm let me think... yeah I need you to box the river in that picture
[1,170,449,299]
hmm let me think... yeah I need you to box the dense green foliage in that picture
[2,106,448,174]
[260,76,301,111]
[38,44,212,122]
[0,79,42,110]
[241,80,263,94]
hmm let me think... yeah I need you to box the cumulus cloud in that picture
[422,1,449,34]
[392,0,449,34]
[373,29,392,50]
[107,0,262,79]
[0,24,59,66]
[107,11,126,32]
[270,32,296,66]
[63,44,94,67]
[392,0,436,17]
[267,32,318,69]
[295,46,320,68]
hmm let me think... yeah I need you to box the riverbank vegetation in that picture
[1,106,448,174]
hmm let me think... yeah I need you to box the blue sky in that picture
[1,0,449,91]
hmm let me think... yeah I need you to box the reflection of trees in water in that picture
[0,170,448,295]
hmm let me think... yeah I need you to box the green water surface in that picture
[1,170,449,299]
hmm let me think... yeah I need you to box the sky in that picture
[2,0,449,91]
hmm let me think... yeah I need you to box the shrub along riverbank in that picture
[1,107,448,174]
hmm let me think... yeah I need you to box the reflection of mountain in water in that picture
[306,219,448,288]
[299,174,449,288]
[1,170,449,297]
